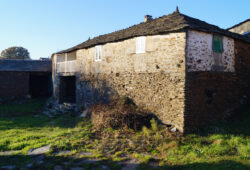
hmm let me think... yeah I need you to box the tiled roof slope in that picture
[55,10,250,54]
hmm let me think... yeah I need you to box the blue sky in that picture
[0,0,249,59]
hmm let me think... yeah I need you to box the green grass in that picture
[0,99,249,169]
[0,98,46,117]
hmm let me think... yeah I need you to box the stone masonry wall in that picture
[76,32,186,132]
[186,30,235,72]
[184,38,250,132]
[0,71,29,98]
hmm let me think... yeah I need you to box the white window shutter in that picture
[136,38,140,53]
[95,46,98,61]
[141,37,146,52]
[140,37,143,53]
[136,36,146,54]
[96,46,100,61]
[99,46,102,60]
[95,45,102,61]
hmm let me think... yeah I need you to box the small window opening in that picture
[212,35,224,71]
[212,35,223,53]
[95,45,102,61]
[205,88,217,105]
[136,36,146,54]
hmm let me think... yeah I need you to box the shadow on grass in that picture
[0,98,83,130]
[0,112,82,131]
[0,154,249,170]
[164,160,250,170]
[0,154,120,169]
[196,104,250,137]
[0,98,47,117]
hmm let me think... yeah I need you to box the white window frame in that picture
[136,36,146,54]
[95,45,102,61]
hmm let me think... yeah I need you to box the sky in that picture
[0,0,249,59]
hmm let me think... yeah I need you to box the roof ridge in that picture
[55,10,249,55]
[227,18,250,30]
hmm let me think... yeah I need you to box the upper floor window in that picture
[95,45,102,61]
[136,36,146,54]
[212,34,224,71]
[212,35,223,53]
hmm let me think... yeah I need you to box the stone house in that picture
[228,19,250,37]
[0,59,52,99]
[52,9,250,133]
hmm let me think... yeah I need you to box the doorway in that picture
[59,76,76,103]
[29,73,52,98]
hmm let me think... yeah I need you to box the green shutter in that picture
[212,35,223,53]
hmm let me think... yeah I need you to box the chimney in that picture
[144,15,153,22]
[175,6,180,13]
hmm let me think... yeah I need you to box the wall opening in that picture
[59,76,76,103]
[29,73,52,98]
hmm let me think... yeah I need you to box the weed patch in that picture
[90,97,156,130]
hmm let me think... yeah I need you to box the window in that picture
[212,35,224,71]
[212,35,223,53]
[136,36,146,54]
[95,45,102,61]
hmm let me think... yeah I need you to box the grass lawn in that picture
[0,99,249,169]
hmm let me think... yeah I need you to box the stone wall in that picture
[0,71,52,99]
[184,39,250,132]
[76,32,186,132]
[186,30,235,72]
[0,71,29,98]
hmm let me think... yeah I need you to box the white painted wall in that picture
[186,30,235,72]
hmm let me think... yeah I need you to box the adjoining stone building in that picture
[0,59,52,99]
[52,9,250,133]
[228,19,250,37]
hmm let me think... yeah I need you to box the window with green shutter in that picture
[212,35,223,53]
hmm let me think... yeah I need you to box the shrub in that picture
[90,97,156,130]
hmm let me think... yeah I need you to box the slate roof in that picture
[0,59,52,72]
[55,10,250,54]
[227,19,250,30]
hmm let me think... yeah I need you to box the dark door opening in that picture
[29,73,52,98]
[59,76,76,103]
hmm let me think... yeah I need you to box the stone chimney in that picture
[175,6,179,13]
[144,15,153,22]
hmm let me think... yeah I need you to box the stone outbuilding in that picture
[0,59,52,99]
[52,9,250,133]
